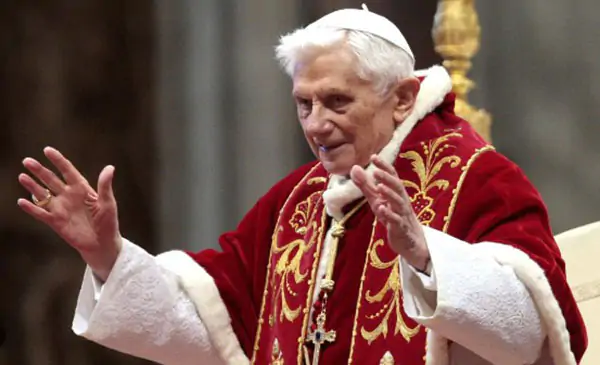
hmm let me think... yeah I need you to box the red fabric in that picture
[446,149,588,362]
[188,92,587,363]
[189,161,318,355]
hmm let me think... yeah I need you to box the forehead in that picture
[292,48,371,95]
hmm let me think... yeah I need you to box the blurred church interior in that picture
[1,0,598,364]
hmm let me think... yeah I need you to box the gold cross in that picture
[303,199,366,365]
[271,339,284,365]
[304,311,336,365]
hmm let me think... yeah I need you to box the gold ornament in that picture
[433,0,492,142]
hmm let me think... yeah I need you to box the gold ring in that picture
[32,189,53,208]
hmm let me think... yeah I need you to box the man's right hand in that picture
[17,147,122,282]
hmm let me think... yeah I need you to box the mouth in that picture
[318,142,345,153]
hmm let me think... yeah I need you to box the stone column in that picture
[155,0,303,250]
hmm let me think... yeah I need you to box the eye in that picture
[296,97,312,117]
[326,94,352,110]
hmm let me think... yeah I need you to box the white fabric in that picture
[555,221,600,365]
[72,238,225,365]
[156,250,250,365]
[72,231,572,365]
[306,6,414,63]
[406,260,437,291]
[478,243,577,365]
[401,227,547,365]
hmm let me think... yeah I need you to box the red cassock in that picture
[190,89,587,364]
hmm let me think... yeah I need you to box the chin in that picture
[321,161,353,176]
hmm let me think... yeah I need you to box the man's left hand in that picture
[350,155,430,271]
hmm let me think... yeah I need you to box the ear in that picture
[392,77,420,124]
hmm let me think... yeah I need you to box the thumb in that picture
[349,165,365,185]
[350,165,377,199]
[97,165,116,202]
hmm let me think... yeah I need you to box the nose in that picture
[305,104,334,135]
[305,116,334,135]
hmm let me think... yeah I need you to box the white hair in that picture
[275,27,415,95]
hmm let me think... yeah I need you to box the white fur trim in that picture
[156,251,250,365]
[424,242,577,365]
[322,65,452,220]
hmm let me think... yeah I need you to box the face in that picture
[292,44,418,176]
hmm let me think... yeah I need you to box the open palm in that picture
[17,147,121,280]
[350,155,430,271]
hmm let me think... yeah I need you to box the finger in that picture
[371,155,397,177]
[22,158,66,194]
[376,183,409,215]
[373,168,408,200]
[373,203,390,225]
[351,166,391,217]
[371,155,411,201]
[97,165,116,203]
[350,165,379,201]
[17,198,53,224]
[18,173,51,201]
[377,204,404,228]
[43,146,87,185]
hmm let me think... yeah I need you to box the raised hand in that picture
[17,147,121,281]
[350,155,430,271]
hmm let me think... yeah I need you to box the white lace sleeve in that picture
[400,226,546,365]
[72,238,225,365]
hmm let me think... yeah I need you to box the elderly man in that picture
[18,6,586,365]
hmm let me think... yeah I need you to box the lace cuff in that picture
[72,238,224,365]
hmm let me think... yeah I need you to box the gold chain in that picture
[304,198,368,365]
[321,198,367,292]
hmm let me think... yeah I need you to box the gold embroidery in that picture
[271,218,320,324]
[271,339,284,365]
[379,351,395,365]
[347,219,379,364]
[251,164,323,364]
[296,208,328,365]
[347,133,472,363]
[400,132,462,225]
[289,192,322,235]
[303,199,367,365]
[443,145,495,232]
[360,240,421,344]
[307,177,327,185]
[270,179,327,325]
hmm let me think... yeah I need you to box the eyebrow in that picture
[321,87,351,95]
[292,87,351,98]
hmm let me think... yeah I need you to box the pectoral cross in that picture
[303,200,366,365]
[304,311,336,365]
[271,339,284,365]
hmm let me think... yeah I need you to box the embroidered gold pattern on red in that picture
[349,132,471,364]
[360,240,421,344]
[270,191,323,325]
[400,132,462,225]
[271,338,285,365]
[251,163,326,365]
[289,192,322,235]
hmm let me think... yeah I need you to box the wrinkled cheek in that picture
[350,138,368,165]
[303,136,319,157]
